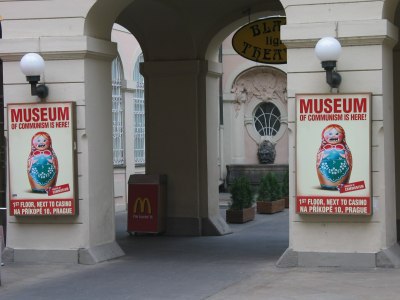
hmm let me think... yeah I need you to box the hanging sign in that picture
[232,16,286,64]
[8,102,77,216]
[296,93,371,215]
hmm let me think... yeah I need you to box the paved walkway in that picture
[1,202,400,299]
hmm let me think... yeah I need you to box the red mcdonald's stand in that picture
[127,174,167,234]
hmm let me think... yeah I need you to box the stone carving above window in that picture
[231,66,288,144]
[232,67,287,108]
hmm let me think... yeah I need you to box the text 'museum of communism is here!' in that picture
[8,102,77,216]
[296,93,371,215]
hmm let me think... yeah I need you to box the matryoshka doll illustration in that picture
[27,132,58,193]
[316,124,352,190]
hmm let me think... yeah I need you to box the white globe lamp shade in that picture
[20,53,45,77]
[315,37,342,62]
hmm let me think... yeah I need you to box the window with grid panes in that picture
[133,54,145,165]
[112,57,125,166]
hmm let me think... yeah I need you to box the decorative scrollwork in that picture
[232,67,287,115]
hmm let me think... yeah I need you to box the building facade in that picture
[110,24,145,212]
[0,0,399,267]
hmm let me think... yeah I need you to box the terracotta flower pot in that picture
[226,206,255,223]
[256,199,285,214]
[283,196,289,208]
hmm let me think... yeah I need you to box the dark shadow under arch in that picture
[392,2,400,241]
[0,21,6,243]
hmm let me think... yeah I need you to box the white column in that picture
[140,60,230,236]
[279,9,400,267]
[1,35,124,264]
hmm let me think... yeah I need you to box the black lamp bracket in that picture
[321,60,341,89]
[26,75,48,100]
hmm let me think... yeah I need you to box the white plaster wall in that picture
[0,1,95,39]
[223,96,246,165]
[282,0,385,23]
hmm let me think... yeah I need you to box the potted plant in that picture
[281,170,289,208]
[226,176,255,223]
[256,172,285,214]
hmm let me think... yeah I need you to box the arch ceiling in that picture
[114,0,284,61]
[384,0,400,23]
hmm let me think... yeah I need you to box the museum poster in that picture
[8,102,77,216]
[296,93,371,215]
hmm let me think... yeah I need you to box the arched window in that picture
[111,56,124,166]
[133,54,145,165]
[253,102,281,137]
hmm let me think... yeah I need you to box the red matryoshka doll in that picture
[316,124,352,190]
[27,132,58,193]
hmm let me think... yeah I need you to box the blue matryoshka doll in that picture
[27,131,58,193]
[316,124,352,190]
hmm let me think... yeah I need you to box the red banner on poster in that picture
[338,181,365,193]
[10,198,75,216]
[296,196,371,215]
[48,184,71,196]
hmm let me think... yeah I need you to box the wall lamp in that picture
[20,53,48,100]
[315,37,342,89]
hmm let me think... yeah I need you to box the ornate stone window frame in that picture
[245,97,287,144]
[231,66,288,144]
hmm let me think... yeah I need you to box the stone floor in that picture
[1,198,400,299]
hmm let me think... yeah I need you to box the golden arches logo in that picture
[133,197,152,214]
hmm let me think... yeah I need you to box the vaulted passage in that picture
[1,0,400,269]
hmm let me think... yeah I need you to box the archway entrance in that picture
[110,4,290,265]
[1,0,287,264]
[111,0,286,236]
